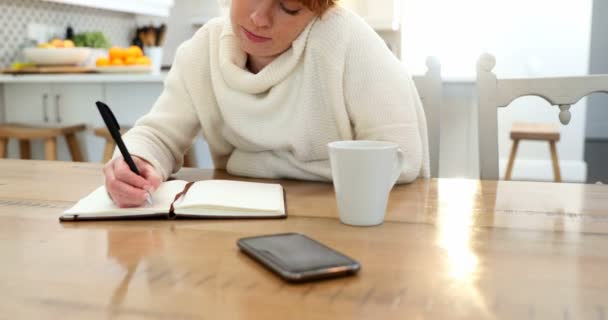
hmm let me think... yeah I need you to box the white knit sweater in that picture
[123,6,430,183]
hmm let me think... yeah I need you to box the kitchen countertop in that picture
[0,72,168,83]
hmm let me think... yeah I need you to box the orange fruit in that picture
[96,57,110,67]
[124,56,137,65]
[126,46,143,58]
[109,47,126,60]
[50,39,64,48]
[135,56,152,66]
[111,58,124,66]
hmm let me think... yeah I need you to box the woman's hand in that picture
[103,156,162,208]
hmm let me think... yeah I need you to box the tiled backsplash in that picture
[0,0,136,68]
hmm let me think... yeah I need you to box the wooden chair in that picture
[477,53,608,180]
[0,123,86,161]
[94,127,197,167]
[413,57,442,177]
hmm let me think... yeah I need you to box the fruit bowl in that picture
[23,47,92,66]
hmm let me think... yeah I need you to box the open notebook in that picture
[60,179,286,221]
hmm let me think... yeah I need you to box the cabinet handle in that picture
[54,94,62,123]
[42,93,49,123]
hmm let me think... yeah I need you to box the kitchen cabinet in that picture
[3,83,103,161]
[4,84,102,126]
[103,83,164,125]
[1,79,212,168]
[41,0,174,17]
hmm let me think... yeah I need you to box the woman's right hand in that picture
[103,156,162,208]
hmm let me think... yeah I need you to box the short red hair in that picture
[297,0,338,14]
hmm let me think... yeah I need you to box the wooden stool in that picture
[94,127,197,167]
[0,123,86,161]
[505,122,561,182]
[94,127,128,164]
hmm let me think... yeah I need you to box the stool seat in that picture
[510,122,560,141]
[93,127,128,140]
[0,123,86,140]
[0,123,86,161]
[505,122,561,182]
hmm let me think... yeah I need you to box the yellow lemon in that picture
[135,56,152,66]
[96,57,110,67]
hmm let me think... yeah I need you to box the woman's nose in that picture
[250,1,272,27]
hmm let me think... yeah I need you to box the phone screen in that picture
[237,233,360,282]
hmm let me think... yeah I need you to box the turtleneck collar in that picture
[218,17,317,94]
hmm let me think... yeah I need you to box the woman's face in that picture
[231,0,317,60]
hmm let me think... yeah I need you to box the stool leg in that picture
[19,140,31,160]
[549,141,562,182]
[44,138,57,161]
[65,133,84,162]
[505,139,520,180]
[102,141,116,163]
[184,149,196,168]
[0,138,7,158]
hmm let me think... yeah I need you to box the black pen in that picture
[95,101,153,205]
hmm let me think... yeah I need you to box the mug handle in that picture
[392,148,406,186]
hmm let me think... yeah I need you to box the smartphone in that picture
[237,233,360,282]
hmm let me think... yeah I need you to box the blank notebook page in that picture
[177,180,284,213]
[64,180,188,215]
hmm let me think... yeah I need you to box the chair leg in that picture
[65,133,84,162]
[102,141,116,163]
[19,140,31,160]
[549,141,562,182]
[0,138,8,158]
[504,139,520,180]
[44,138,57,161]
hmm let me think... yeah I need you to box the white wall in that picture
[402,0,592,182]
[587,0,608,140]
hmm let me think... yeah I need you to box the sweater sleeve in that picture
[120,40,202,181]
[343,20,428,183]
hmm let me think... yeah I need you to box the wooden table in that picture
[1,159,607,319]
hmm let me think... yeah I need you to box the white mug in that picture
[328,140,405,226]
[144,46,163,74]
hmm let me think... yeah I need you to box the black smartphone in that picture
[237,233,360,282]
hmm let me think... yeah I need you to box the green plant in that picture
[73,32,111,49]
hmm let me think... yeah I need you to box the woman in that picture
[104,0,430,208]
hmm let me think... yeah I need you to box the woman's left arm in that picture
[343,24,430,183]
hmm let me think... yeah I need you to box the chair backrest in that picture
[476,53,608,180]
[413,57,442,177]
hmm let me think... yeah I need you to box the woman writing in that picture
[104,0,430,207]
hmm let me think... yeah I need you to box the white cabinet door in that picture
[3,83,105,161]
[3,84,50,159]
[4,84,52,125]
[104,83,164,126]
[53,84,104,162]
